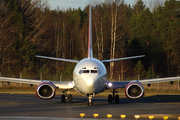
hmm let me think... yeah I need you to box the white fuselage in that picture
[73,58,107,95]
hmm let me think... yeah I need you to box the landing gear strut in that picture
[108,89,119,104]
[61,90,72,103]
[87,95,94,106]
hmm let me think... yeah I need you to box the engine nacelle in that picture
[125,81,144,99]
[36,82,56,100]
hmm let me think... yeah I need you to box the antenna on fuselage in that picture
[88,4,93,59]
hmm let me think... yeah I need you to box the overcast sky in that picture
[47,0,166,10]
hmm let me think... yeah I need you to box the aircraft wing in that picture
[139,76,180,84]
[107,81,130,89]
[107,76,180,89]
[0,77,74,89]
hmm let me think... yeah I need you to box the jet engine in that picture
[125,81,144,99]
[36,82,56,100]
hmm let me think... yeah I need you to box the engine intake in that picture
[36,82,56,100]
[125,82,144,99]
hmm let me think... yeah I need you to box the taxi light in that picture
[164,116,168,120]
[135,115,140,119]
[80,113,85,118]
[121,115,126,119]
[107,114,112,118]
[94,113,99,118]
[149,116,154,120]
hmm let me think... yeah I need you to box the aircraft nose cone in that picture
[86,78,94,86]
[84,77,101,94]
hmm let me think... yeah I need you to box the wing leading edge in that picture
[107,76,180,89]
[0,77,74,89]
[139,76,180,84]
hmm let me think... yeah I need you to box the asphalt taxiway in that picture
[0,93,180,119]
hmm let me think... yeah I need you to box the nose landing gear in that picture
[87,94,94,106]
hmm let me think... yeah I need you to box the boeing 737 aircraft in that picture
[0,5,180,106]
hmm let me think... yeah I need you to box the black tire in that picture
[61,94,65,103]
[108,94,112,104]
[68,94,72,103]
[115,95,119,104]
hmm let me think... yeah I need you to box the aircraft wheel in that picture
[108,94,112,104]
[68,94,72,103]
[61,94,65,103]
[115,95,119,104]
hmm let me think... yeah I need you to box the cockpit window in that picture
[91,70,97,73]
[98,70,101,74]
[83,70,89,73]
[79,69,100,74]
[79,70,82,74]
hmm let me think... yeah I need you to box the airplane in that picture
[0,4,180,106]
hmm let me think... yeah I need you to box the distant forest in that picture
[0,0,180,81]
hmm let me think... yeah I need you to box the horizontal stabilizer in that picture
[102,55,145,63]
[36,55,79,63]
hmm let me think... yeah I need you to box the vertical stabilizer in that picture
[88,4,93,59]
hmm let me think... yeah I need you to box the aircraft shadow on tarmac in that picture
[1,94,179,107]
[48,95,180,105]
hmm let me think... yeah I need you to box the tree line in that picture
[0,0,180,81]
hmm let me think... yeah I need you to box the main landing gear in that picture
[61,90,72,103]
[108,89,119,104]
